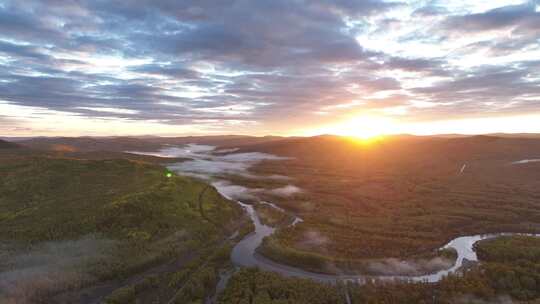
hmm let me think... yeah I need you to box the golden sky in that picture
[1,0,539,137]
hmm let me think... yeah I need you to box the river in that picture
[221,188,538,283]
[132,144,540,284]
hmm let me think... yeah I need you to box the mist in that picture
[135,144,289,179]
[267,185,302,197]
[211,180,258,201]
[366,256,454,276]
[0,236,116,304]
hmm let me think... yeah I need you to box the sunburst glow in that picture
[1,0,539,137]
[309,116,398,139]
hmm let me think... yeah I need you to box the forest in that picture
[0,150,249,303]
[3,136,540,303]
[220,235,540,303]
[233,136,540,274]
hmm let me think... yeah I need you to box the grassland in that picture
[0,151,247,303]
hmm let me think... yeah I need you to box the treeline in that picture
[169,244,232,304]
[258,236,328,272]
[351,234,540,302]
[475,235,540,263]
[220,236,540,303]
[105,244,233,304]
[259,229,457,276]
[217,268,344,304]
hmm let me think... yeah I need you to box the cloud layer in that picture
[0,0,539,135]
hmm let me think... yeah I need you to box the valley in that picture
[2,135,540,303]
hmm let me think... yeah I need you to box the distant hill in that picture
[487,133,540,138]
[14,134,540,158]
[143,135,288,148]
[234,134,540,165]
[18,136,164,152]
[0,151,246,303]
[16,135,288,153]
[0,139,20,149]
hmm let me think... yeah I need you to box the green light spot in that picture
[166,172,172,178]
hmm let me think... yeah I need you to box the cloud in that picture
[437,2,540,58]
[0,40,50,60]
[407,64,540,119]
[129,64,201,79]
[1,0,539,135]
[442,2,539,33]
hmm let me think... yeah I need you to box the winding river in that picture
[134,144,540,284]
[223,192,538,283]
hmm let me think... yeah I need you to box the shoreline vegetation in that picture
[220,235,540,303]
[248,197,460,277]
[252,202,295,228]
[257,236,459,276]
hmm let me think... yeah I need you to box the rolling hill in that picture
[0,150,247,303]
[17,135,288,153]
[17,136,164,152]
[0,139,20,149]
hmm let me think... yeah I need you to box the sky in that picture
[0,0,539,137]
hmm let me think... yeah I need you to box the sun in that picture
[301,115,400,140]
[314,115,397,139]
[351,116,395,139]
[350,123,385,139]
